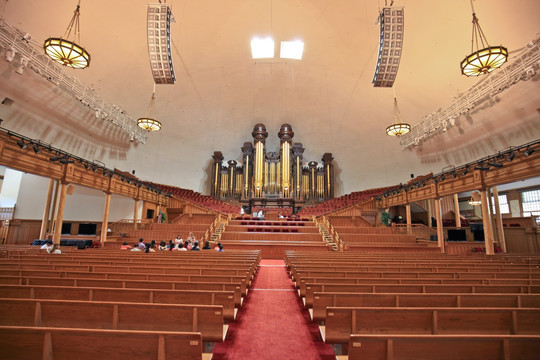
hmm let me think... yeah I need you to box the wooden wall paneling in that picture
[6,219,41,245]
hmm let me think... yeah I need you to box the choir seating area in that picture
[217,218,332,259]
[298,187,394,217]
[0,247,261,359]
[328,215,441,253]
[158,185,239,214]
[284,251,540,360]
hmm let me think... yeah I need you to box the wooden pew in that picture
[344,334,540,360]
[303,283,540,307]
[0,284,237,321]
[321,307,540,345]
[0,325,212,360]
[310,292,540,322]
[0,298,228,343]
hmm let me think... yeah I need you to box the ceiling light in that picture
[460,0,507,76]
[524,147,535,157]
[251,37,274,59]
[468,190,482,206]
[137,84,162,132]
[280,40,304,60]
[32,144,41,153]
[386,97,410,137]
[43,1,91,69]
[4,47,15,62]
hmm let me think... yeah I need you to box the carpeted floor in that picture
[212,259,336,360]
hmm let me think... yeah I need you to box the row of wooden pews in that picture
[285,251,540,360]
[0,247,260,359]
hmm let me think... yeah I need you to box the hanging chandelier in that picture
[43,1,91,69]
[460,0,507,76]
[468,190,482,206]
[137,85,162,132]
[386,97,410,137]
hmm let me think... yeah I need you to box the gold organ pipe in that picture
[245,155,249,193]
[229,166,234,194]
[327,164,331,198]
[214,163,219,196]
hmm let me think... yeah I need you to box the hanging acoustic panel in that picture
[147,4,176,84]
[372,6,404,88]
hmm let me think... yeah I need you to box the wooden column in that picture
[492,186,507,253]
[100,192,111,246]
[133,199,139,229]
[405,204,412,235]
[453,193,461,228]
[39,178,55,239]
[427,199,433,227]
[434,198,444,253]
[48,180,60,236]
[480,189,495,255]
[52,182,68,245]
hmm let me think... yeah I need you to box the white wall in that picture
[14,172,138,221]
[0,168,23,208]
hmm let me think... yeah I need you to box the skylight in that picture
[280,40,304,60]
[251,37,275,59]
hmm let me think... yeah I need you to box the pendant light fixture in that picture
[460,0,507,76]
[468,190,482,206]
[137,84,162,132]
[43,0,91,69]
[386,96,410,137]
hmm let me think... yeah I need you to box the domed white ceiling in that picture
[0,0,539,196]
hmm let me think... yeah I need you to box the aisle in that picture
[212,259,335,360]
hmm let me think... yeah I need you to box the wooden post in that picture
[100,192,111,247]
[434,198,444,253]
[453,193,461,228]
[52,182,68,245]
[48,180,59,236]
[133,199,139,229]
[492,186,507,253]
[427,199,433,227]
[39,179,55,239]
[405,204,412,235]
[480,189,495,255]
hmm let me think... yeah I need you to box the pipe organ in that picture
[211,123,335,208]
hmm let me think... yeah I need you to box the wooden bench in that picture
[321,307,540,345]
[310,292,540,322]
[304,283,540,307]
[343,334,540,360]
[0,325,212,360]
[0,298,228,343]
[0,284,238,321]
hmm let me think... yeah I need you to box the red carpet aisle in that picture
[212,259,335,360]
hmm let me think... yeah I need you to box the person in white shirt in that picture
[257,210,264,220]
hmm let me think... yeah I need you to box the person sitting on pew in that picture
[177,242,187,251]
[214,242,224,252]
[184,240,192,250]
[168,239,174,251]
[120,241,131,250]
[191,241,200,251]
[145,242,155,253]
[131,244,142,252]
[47,243,62,254]
[257,210,265,220]
[202,241,211,250]
[137,238,146,250]
[158,241,167,251]
[40,240,53,250]
[173,234,183,249]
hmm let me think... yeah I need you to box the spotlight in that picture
[475,165,490,171]
[16,139,28,149]
[487,161,503,168]
[506,152,516,161]
[440,175,446,181]
[5,47,15,62]
[452,170,458,178]
[15,58,28,75]
[462,167,469,176]
[50,155,64,162]
[59,157,74,164]
[83,163,90,170]
[524,148,535,157]
[32,144,41,153]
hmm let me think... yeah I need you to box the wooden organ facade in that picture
[211,124,335,209]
